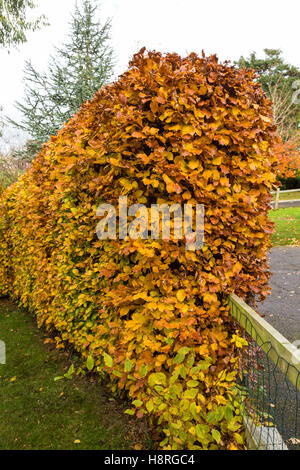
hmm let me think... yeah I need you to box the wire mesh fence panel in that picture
[228,295,300,450]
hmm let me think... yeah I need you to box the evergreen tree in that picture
[236,49,300,140]
[10,0,114,156]
[236,49,300,92]
[0,0,47,48]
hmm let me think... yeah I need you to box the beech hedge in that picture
[0,49,278,449]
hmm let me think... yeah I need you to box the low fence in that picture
[228,294,300,450]
[271,188,300,209]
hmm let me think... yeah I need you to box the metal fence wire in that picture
[228,295,300,450]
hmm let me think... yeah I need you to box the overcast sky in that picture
[0,0,299,150]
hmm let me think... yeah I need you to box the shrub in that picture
[274,139,300,179]
[0,49,278,449]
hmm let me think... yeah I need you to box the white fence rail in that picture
[270,188,300,209]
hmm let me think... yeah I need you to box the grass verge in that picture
[0,298,152,450]
[269,207,300,246]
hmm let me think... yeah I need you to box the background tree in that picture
[10,0,114,159]
[0,0,47,48]
[0,106,3,137]
[266,77,300,141]
[274,138,300,179]
[236,49,300,141]
[0,147,29,189]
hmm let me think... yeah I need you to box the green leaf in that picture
[178,365,187,379]
[124,409,135,416]
[187,380,199,387]
[103,352,113,367]
[212,429,221,444]
[127,374,136,381]
[148,372,166,387]
[124,357,132,372]
[64,364,75,378]
[190,402,198,420]
[224,405,233,422]
[183,388,198,399]
[195,424,209,439]
[86,355,94,371]
[228,420,241,432]
[146,400,154,412]
[165,338,173,345]
[139,364,148,378]
[190,365,200,375]
[198,361,211,370]
[173,353,185,364]
[132,400,143,408]
[177,347,190,356]
[170,371,179,385]
[169,384,181,398]
[206,411,217,424]
[186,354,195,367]
[112,370,121,377]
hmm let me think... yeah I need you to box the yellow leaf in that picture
[176,289,186,302]
[182,191,192,200]
[182,125,195,136]
[212,156,222,165]
[188,159,199,170]
[203,292,217,304]
[134,443,143,450]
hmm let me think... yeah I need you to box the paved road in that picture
[270,200,300,209]
[256,247,300,449]
[258,246,300,342]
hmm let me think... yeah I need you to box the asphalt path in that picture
[258,246,300,343]
[270,200,300,209]
[256,247,300,449]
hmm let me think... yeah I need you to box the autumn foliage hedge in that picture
[0,50,278,449]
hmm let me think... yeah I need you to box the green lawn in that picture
[269,207,300,246]
[0,299,152,450]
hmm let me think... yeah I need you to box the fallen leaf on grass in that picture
[134,443,143,450]
[44,338,54,344]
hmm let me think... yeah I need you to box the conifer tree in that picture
[11,0,114,157]
[236,49,300,140]
[0,0,46,48]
